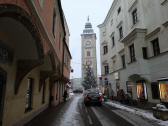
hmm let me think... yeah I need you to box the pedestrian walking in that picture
[63,89,68,102]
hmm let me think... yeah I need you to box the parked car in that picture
[84,91,103,106]
[73,88,83,93]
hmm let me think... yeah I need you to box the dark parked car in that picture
[73,89,83,93]
[84,91,103,106]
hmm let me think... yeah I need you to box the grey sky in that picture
[61,0,113,79]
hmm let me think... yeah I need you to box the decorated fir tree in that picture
[82,66,97,90]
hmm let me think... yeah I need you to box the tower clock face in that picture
[85,41,91,46]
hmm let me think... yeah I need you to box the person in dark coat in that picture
[63,89,68,102]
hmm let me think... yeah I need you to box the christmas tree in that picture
[82,66,97,90]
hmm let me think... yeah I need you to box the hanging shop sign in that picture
[159,79,168,103]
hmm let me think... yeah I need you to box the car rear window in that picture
[88,92,100,97]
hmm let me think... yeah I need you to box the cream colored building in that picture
[81,18,97,81]
[98,0,168,105]
[0,0,71,126]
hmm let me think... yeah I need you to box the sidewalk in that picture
[105,100,168,126]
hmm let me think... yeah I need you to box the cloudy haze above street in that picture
[61,0,113,78]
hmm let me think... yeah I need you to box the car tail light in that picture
[86,95,91,101]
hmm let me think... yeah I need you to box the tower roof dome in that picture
[83,16,94,34]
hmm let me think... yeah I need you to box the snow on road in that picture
[106,101,168,126]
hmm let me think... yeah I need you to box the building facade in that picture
[98,0,168,105]
[0,0,71,126]
[71,78,82,91]
[81,18,97,81]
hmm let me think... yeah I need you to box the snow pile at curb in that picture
[106,101,168,126]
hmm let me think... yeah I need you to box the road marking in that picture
[87,115,93,125]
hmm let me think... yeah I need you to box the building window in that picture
[111,36,115,47]
[119,26,123,39]
[103,45,108,54]
[159,80,168,103]
[111,19,113,26]
[25,78,34,112]
[104,65,109,75]
[137,81,147,100]
[42,81,46,104]
[142,47,148,59]
[104,78,108,85]
[151,82,160,99]
[121,55,126,68]
[151,38,160,56]
[132,8,138,25]
[87,51,91,57]
[103,31,106,36]
[118,7,121,15]
[39,0,45,7]
[129,44,136,62]
[52,9,56,37]
[112,59,116,71]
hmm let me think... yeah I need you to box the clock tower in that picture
[81,17,97,81]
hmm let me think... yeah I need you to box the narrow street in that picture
[25,95,84,126]
[26,95,161,126]
[78,97,133,126]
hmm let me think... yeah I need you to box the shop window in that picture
[137,81,147,100]
[25,78,34,112]
[159,80,168,103]
[151,82,160,99]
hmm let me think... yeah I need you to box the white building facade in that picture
[98,0,168,105]
[81,18,97,81]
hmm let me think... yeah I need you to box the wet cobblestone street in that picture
[25,95,84,126]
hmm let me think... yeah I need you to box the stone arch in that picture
[39,51,57,92]
[0,4,45,94]
[0,4,44,59]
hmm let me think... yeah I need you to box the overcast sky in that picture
[61,0,113,79]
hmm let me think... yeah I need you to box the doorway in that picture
[0,69,6,126]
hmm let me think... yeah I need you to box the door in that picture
[0,71,6,126]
